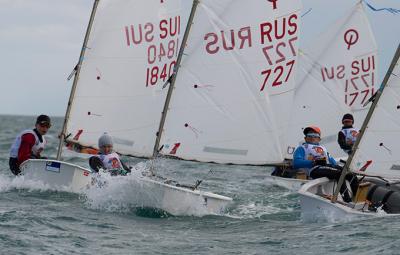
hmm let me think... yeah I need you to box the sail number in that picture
[260,60,295,90]
[147,38,179,64]
[145,38,179,86]
[345,72,375,106]
[146,61,176,86]
[260,37,298,91]
[202,12,299,92]
[124,16,181,88]
[320,54,376,107]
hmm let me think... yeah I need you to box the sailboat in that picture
[19,0,232,216]
[299,43,400,221]
[18,0,303,215]
[269,2,378,190]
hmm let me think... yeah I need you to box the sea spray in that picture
[0,173,56,193]
[82,163,213,217]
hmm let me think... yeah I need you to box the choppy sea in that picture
[0,115,400,254]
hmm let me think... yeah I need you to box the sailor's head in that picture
[35,114,51,135]
[303,126,321,144]
[342,113,354,127]
[98,133,113,155]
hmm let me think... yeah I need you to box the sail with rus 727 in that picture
[159,0,302,165]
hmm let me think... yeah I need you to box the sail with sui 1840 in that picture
[64,0,191,158]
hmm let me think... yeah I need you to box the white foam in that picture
[227,201,294,219]
[83,170,154,213]
[0,173,60,192]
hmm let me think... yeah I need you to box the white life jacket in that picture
[98,152,123,170]
[340,127,358,145]
[301,143,329,163]
[10,129,46,158]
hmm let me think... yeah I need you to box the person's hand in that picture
[119,169,129,176]
[313,158,327,166]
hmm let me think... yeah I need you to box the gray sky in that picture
[0,0,92,117]
[0,0,399,117]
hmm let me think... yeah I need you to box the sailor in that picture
[293,126,358,202]
[293,126,337,176]
[89,133,131,176]
[338,113,359,155]
[9,114,51,175]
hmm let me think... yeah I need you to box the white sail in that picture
[65,0,190,157]
[350,44,400,179]
[285,3,377,158]
[158,0,302,164]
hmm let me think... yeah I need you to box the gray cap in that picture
[98,133,113,148]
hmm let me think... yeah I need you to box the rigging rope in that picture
[363,1,400,14]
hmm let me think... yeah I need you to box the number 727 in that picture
[260,60,295,91]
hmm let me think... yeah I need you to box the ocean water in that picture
[0,115,400,255]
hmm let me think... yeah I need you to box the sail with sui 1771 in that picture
[285,3,378,159]
[350,43,400,179]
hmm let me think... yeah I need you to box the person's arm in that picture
[328,153,337,166]
[293,147,313,169]
[89,156,104,172]
[338,131,352,151]
[121,161,131,172]
[17,133,36,165]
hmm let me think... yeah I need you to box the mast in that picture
[152,0,200,158]
[56,0,100,159]
[332,43,400,202]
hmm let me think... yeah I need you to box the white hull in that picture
[298,177,399,222]
[132,176,232,215]
[20,159,92,193]
[267,156,347,191]
[267,175,308,191]
[20,159,232,216]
